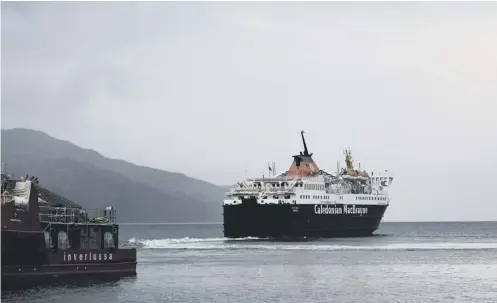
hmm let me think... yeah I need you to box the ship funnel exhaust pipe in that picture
[300,130,313,157]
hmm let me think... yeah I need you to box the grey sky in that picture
[2,2,497,221]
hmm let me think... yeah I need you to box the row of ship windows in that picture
[300,195,344,200]
[298,195,387,201]
[357,196,387,201]
[300,195,329,199]
[373,177,393,182]
[304,184,325,191]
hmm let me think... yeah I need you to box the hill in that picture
[1,128,228,223]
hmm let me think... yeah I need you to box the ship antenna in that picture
[344,147,354,172]
[300,130,312,157]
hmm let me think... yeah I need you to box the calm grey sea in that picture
[2,222,497,303]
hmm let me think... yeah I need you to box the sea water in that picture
[3,222,497,303]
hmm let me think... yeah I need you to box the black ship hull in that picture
[223,199,388,239]
[1,229,137,289]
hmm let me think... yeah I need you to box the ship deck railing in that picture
[226,189,295,195]
[240,174,343,185]
[38,206,117,225]
[249,175,329,182]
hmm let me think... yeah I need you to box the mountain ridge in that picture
[1,128,228,222]
[2,127,220,186]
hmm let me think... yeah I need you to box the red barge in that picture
[1,172,137,287]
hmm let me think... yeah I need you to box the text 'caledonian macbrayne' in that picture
[314,204,368,216]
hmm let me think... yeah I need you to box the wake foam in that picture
[126,237,497,251]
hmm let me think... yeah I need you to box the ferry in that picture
[222,131,393,239]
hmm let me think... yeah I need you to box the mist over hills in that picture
[1,128,228,223]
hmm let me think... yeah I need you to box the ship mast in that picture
[300,130,313,157]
